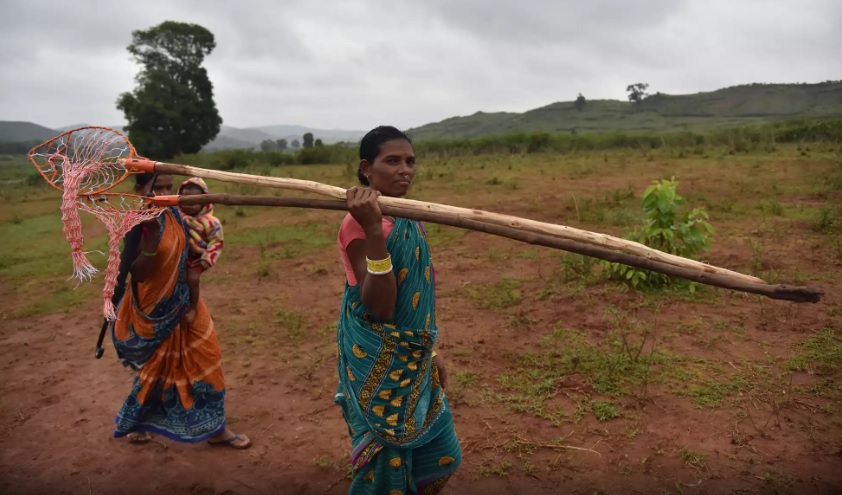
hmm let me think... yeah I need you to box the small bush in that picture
[603,177,714,291]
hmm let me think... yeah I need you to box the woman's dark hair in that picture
[134,172,156,188]
[357,126,412,186]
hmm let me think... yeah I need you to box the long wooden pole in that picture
[126,158,765,285]
[165,193,823,303]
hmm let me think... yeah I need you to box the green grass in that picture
[446,370,477,405]
[424,223,466,248]
[274,308,307,341]
[590,400,621,421]
[482,310,811,423]
[465,277,522,311]
[679,448,706,468]
[671,372,748,408]
[226,221,335,250]
[16,283,96,316]
[813,203,842,264]
[787,328,842,376]
[476,460,513,478]
[0,213,97,280]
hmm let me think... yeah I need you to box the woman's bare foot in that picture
[208,428,251,449]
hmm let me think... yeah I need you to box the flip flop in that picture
[207,433,251,449]
[127,432,152,444]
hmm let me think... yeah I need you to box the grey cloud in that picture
[1,0,840,131]
[421,0,687,45]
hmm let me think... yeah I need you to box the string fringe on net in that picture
[78,195,164,320]
[28,127,159,321]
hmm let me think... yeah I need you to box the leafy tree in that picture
[574,93,587,111]
[291,139,300,149]
[626,83,649,106]
[116,21,222,160]
[260,139,275,152]
[314,138,324,147]
[276,139,288,151]
[302,132,314,149]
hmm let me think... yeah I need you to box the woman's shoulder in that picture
[338,213,364,246]
[339,214,400,231]
[339,213,362,234]
[340,212,357,227]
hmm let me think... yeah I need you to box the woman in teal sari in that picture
[334,126,462,494]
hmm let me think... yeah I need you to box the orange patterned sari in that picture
[111,208,227,442]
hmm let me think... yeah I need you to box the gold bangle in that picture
[366,255,392,273]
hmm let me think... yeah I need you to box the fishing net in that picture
[28,126,136,195]
[78,194,164,320]
[28,127,164,320]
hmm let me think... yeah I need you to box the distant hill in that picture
[4,81,841,151]
[407,81,842,140]
[0,121,59,142]
[216,125,276,146]
[0,121,364,152]
[56,124,95,133]
[202,134,258,151]
[204,124,365,149]
[250,125,365,144]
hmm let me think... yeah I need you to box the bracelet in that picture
[367,265,393,276]
[366,255,392,275]
[141,250,157,257]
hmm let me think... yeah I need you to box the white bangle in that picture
[367,266,393,276]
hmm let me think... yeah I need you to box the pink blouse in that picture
[337,213,395,286]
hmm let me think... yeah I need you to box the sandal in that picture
[208,433,251,449]
[127,432,152,444]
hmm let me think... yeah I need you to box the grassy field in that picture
[1,142,841,493]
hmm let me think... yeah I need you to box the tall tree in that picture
[314,138,324,147]
[291,139,300,149]
[626,83,650,106]
[302,132,314,149]
[260,139,275,152]
[574,93,587,111]
[117,21,222,160]
[276,138,288,151]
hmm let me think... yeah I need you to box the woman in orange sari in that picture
[110,172,250,449]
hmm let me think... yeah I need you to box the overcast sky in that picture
[1,0,840,131]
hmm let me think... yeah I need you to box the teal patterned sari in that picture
[334,217,461,494]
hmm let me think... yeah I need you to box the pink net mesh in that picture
[28,126,135,195]
[28,127,162,321]
[78,194,163,321]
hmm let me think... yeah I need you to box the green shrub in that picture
[603,177,714,291]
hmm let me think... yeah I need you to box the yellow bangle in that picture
[366,255,392,274]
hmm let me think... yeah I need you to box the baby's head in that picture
[178,177,210,217]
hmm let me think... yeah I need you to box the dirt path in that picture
[1,239,840,494]
[2,154,841,494]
